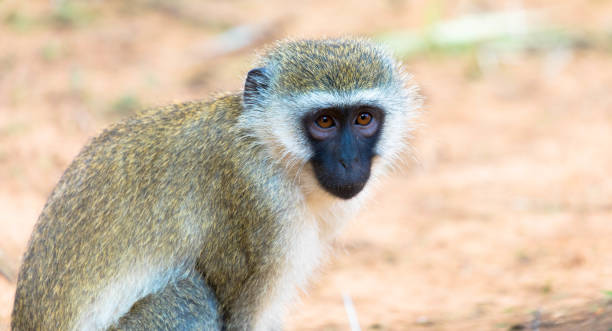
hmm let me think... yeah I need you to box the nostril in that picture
[339,159,348,169]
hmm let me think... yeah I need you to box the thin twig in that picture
[530,309,541,331]
[0,248,16,283]
[342,291,361,331]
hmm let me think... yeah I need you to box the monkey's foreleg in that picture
[108,271,222,331]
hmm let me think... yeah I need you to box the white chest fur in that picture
[254,188,370,330]
[254,215,324,330]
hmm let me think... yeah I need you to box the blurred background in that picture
[1,0,612,330]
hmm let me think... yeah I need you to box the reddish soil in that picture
[1,1,612,330]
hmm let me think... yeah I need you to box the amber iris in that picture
[356,112,372,125]
[316,115,334,128]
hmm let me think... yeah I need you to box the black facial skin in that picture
[303,105,384,199]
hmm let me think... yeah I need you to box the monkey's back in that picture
[12,94,292,330]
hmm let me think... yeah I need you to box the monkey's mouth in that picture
[312,166,370,199]
[326,181,366,199]
[310,157,371,200]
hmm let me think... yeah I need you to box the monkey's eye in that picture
[316,115,335,129]
[355,112,372,126]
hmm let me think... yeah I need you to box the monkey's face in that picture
[303,105,384,199]
[240,39,420,201]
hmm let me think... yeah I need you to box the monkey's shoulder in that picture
[70,94,242,157]
[105,93,242,136]
[49,94,247,198]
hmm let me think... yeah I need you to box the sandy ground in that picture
[1,0,612,330]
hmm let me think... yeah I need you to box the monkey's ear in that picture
[244,67,270,107]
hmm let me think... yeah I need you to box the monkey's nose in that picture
[338,157,358,170]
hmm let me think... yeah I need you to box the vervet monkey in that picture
[12,38,420,330]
